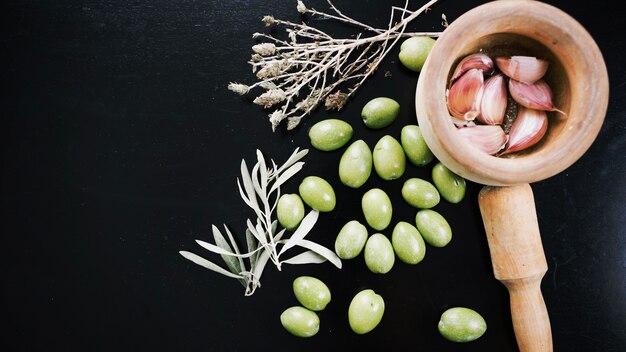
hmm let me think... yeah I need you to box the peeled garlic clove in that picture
[508,79,564,113]
[457,125,507,155]
[447,68,484,121]
[477,73,507,125]
[495,56,549,85]
[451,53,494,82]
[503,107,548,154]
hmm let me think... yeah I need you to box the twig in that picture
[229,0,443,131]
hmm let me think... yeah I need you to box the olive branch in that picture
[180,148,341,296]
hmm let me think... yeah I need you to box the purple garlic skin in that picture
[451,53,494,83]
[508,79,564,113]
[503,107,548,154]
[457,125,507,155]
[447,68,484,121]
[495,56,549,84]
[477,73,507,125]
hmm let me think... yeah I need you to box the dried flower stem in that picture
[229,0,443,131]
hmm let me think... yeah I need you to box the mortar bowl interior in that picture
[415,0,608,186]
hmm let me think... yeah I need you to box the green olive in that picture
[398,36,436,72]
[348,289,385,334]
[293,276,331,311]
[299,176,336,212]
[335,220,368,259]
[277,194,305,230]
[391,221,426,264]
[361,97,400,129]
[364,233,395,274]
[308,119,353,151]
[401,125,434,166]
[438,307,487,342]
[339,140,372,188]
[415,209,452,247]
[432,162,467,204]
[373,135,406,180]
[280,306,320,337]
[401,178,440,209]
[362,188,392,231]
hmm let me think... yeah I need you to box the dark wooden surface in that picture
[2,0,624,351]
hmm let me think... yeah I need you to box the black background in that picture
[2,0,625,351]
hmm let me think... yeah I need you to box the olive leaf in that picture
[179,251,244,280]
[293,239,342,269]
[212,225,242,278]
[269,161,304,194]
[180,147,342,296]
[194,239,262,259]
[281,250,327,265]
[245,229,259,268]
[278,210,318,256]
[223,226,245,279]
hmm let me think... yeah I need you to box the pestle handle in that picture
[478,184,552,352]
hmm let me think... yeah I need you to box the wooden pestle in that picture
[478,183,552,352]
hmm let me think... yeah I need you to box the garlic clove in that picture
[451,53,494,83]
[457,125,507,155]
[503,107,548,154]
[477,73,507,125]
[495,56,549,84]
[451,116,476,127]
[508,79,564,114]
[447,68,484,120]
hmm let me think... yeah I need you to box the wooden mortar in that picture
[415,1,609,351]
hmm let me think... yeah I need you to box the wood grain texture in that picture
[417,2,610,349]
[479,184,551,352]
[416,0,609,186]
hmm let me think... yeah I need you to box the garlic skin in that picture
[495,56,549,84]
[508,79,564,113]
[477,73,507,125]
[451,53,494,83]
[503,107,548,154]
[457,125,507,155]
[447,68,484,121]
[451,117,476,128]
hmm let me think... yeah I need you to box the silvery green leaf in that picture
[247,219,267,247]
[245,229,259,266]
[238,179,265,221]
[278,210,319,256]
[273,228,287,242]
[256,150,268,190]
[281,250,327,265]
[251,162,263,197]
[271,220,278,235]
[223,225,246,274]
[269,161,304,194]
[195,239,261,259]
[179,251,244,279]
[212,225,241,275]
[251,249,271,286]
[255,220,266,244]
[277,148,308,174]
[237,179,253,207]
[240,159,258,208]
[270,189,280,214]
[295,239,342,269]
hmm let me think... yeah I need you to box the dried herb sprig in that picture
[229,0,442,131]
[180,148,341,296]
